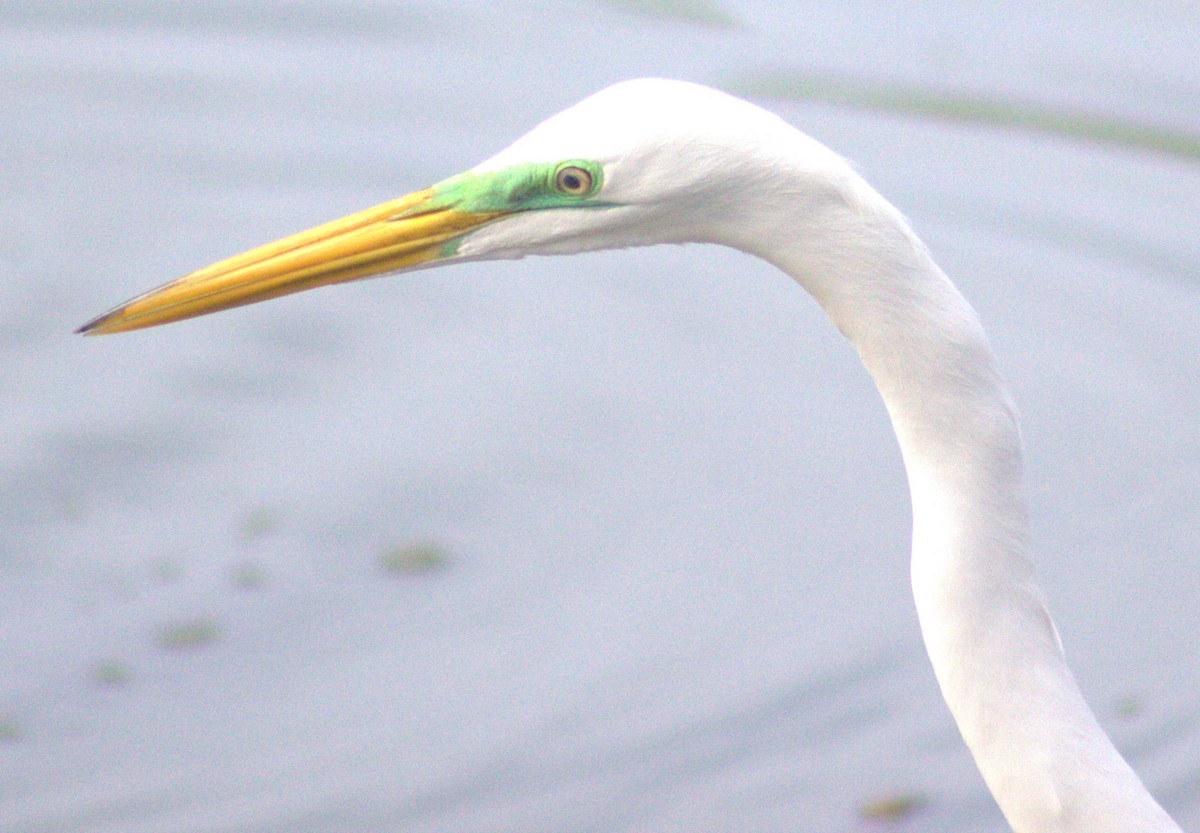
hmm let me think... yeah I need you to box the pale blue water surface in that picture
[2,2,1199,832]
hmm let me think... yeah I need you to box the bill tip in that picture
[75,310,119,335]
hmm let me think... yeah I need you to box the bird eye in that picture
[553,165,593,196]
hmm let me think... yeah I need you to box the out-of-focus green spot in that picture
[598,0,740,28]
[155,616,222,650]
[728,71,1200,162]
[1115,695,1144,718]
[230,560,267,590]
[0,719,19,743]
[90,659,133,687]
[859,791,928,822]
[238,507,281,541]
[379,542,450,575]
[151,556,184,583]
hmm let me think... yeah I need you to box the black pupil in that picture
[560,169,584,192]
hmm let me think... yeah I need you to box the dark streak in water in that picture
[0,1,440,40]
[729,72,1200,162]
[963,207,1200,289]
[597,0,741,28]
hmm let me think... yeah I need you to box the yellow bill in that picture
[76,188,503,335]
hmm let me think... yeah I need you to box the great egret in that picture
[79,78,1182,833]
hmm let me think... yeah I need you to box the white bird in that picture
[79,78,1183,833]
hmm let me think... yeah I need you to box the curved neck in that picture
[723,158,1179,833]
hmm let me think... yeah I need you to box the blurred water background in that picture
[2,1,1198,831]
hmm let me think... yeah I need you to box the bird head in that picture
[77,79,815,335]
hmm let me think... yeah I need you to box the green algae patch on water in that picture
[237,507,281,542]
[1115,694,1144,718]
[90,659,133,687]
[379,541,450,576]
[155,616,222,650]
[859,790,928,822]
[728,71,1200,162]
[151,555,185,584]
[229,559,267,590]
[0,718,19,743]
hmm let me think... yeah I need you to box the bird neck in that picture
[725,166,1179,833]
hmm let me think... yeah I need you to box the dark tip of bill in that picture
[75,308,118,335]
